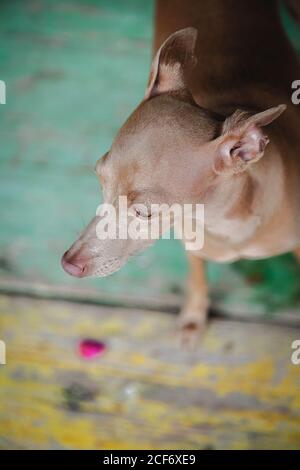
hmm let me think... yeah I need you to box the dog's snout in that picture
[61,251,87,278]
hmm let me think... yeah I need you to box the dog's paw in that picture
[176,310,207,351]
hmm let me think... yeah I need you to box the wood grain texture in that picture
[0,294,300,449]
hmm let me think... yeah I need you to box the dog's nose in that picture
[61,251,87,277]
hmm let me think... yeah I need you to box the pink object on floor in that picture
[78,339,107,359]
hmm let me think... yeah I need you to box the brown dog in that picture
[62,0,300,347]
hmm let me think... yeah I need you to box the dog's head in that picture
[61,27,286,278]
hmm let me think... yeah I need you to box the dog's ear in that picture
[213,104,286,175]
[144,27,198,100]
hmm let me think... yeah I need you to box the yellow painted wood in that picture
[0,294,300,449]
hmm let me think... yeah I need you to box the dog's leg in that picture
[177,253,209,349]
[285,0,300,25]
[294,248,300,262]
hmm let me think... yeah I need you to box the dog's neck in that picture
[155,0,296,114]
[201,144,285,246]
[154,0,279,49]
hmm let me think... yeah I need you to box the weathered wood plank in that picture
[0,295,300,449]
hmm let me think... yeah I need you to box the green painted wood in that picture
[0,0,186,302]
[0,0,300,318]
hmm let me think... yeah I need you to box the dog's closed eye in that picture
[134,206,152,220]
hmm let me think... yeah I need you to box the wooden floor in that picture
[1,1,300,450]
[0,294,300,450]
